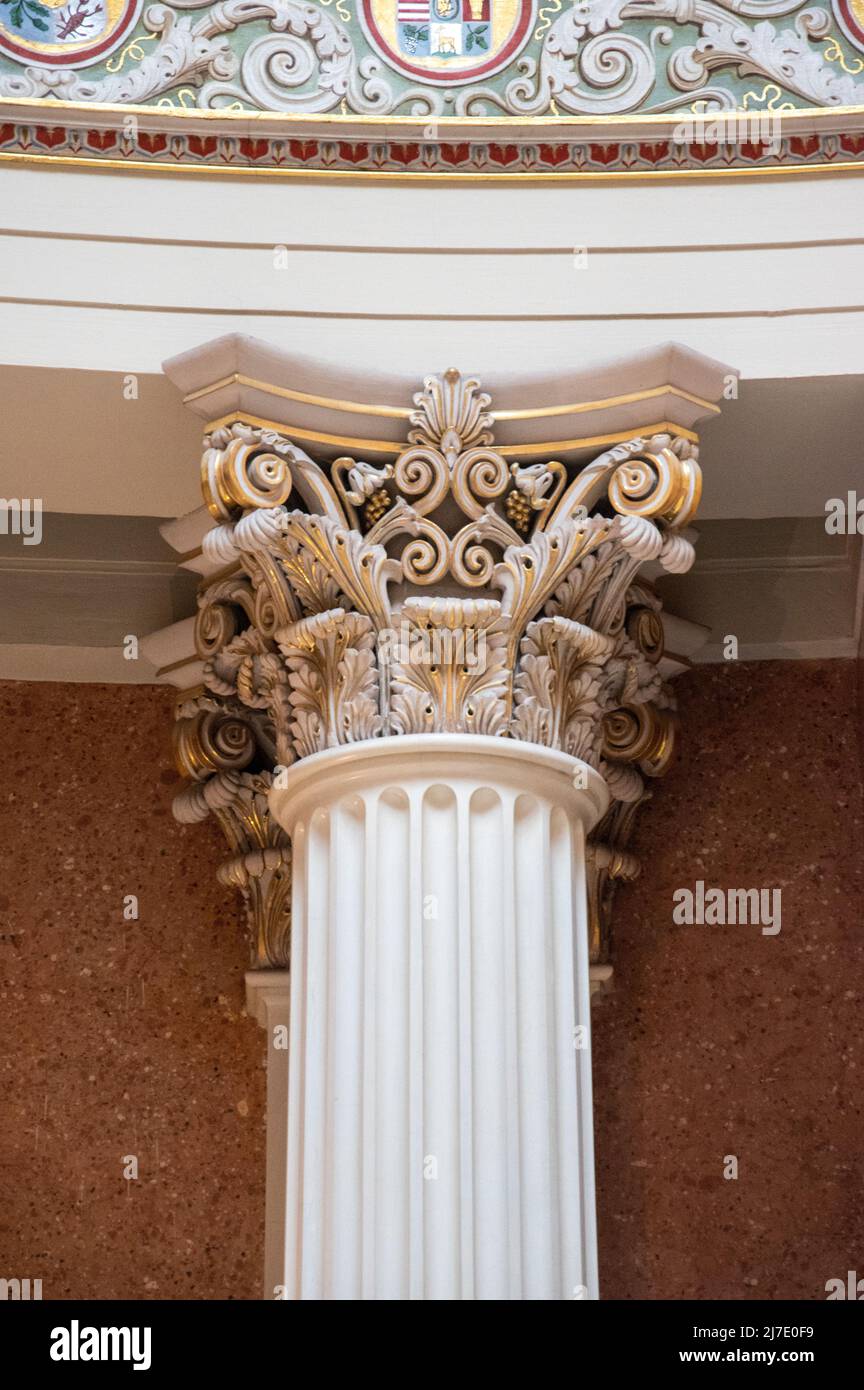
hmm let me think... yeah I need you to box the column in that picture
[145,353,723,1301]
[251,734,606,1301]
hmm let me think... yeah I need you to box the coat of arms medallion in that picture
[360,0,535,86]
[0,0,142,68]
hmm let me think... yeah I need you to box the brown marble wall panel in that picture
[594,659,864,1300]
[0,681,264,1300]
[1,663,861,1300]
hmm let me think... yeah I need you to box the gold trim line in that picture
[3,151,864,184]
[187,373,719,423]
[203,410,699,456]
[2,94,864,125]
[156,655,202,677]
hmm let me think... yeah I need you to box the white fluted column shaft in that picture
[248,733,608,1301]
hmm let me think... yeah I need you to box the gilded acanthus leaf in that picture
[277,609,382,758]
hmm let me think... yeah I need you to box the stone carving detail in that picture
[388,597,511,737]
[173,370,700,972]
[0,0,861,113]
[512,616,611,758]
[171,694,292,967]
[278,608,382,756]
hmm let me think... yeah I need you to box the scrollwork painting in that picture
[1,0,864,114]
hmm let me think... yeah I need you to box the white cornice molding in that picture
[163,334,732,461]
[3,97,864,141]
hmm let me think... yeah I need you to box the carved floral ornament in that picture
[0,0,862,113]
[170,368,701,976]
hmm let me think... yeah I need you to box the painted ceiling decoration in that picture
[0,0,863,114]
[0,0,143,68]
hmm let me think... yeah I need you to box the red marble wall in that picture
[0,662,860,1300]
[594,658,864,1299]
[0,682,264,1300]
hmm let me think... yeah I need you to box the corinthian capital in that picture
[152,362,711,973]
